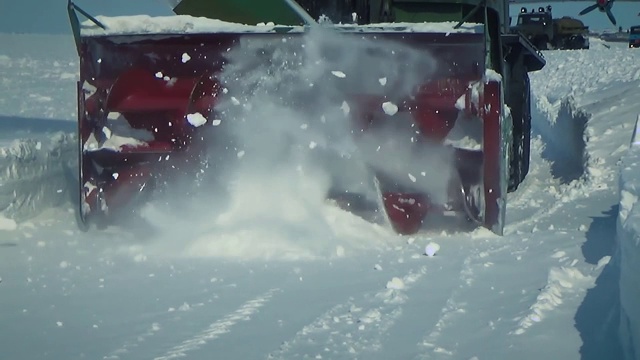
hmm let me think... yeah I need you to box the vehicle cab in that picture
[630,25,640,48]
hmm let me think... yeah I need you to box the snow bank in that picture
[617,113,640,360]
[0,35,80,225]
[80,15,482,36]
[0,133,76,224]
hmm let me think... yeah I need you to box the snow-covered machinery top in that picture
[68,0,544,235]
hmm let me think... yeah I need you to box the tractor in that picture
[67,0,544,235]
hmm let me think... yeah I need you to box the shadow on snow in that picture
[531,96,588,184]
[575,205,623,360]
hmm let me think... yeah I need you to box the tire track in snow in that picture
[504,146,597,234]
[153,288,279,360]
[103,299,213,360]
[104,322,164,360]
[413,232,601,358]
[504,153,589,234]
[502,164,567,235]
[505,188,570,233]
[503,91,592,234]
[416,256,478,358]
[505,175,611,234]
[269,266,428,359]
[415,242,511,359]
[99,270,241,360]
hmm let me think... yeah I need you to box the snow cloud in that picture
[136,28,447,260]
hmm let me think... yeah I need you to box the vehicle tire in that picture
[570,35,588,50]
[508,73,531,192]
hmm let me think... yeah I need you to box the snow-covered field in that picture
[0,32,639,360]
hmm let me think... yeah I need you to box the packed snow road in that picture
[0,34,638,359]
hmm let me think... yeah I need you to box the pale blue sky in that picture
[0,0,174,34]
[0,0,638,34]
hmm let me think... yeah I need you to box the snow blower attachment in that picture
[68,0,544,235]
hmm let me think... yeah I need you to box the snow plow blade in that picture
[71,13,510,235]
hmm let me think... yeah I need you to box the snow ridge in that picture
[154,288,279,360]
[513,266,594,335]
[0,134,75,222]
[617,140,640,360]
[271,267,427,359]
[104,322,162,360]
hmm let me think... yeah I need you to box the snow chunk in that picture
[358,309,382,324]
[455,94,466,110]
[619,189,637,223]
[382,101,398,116]
[378,77,387,86]
[341,101,350,115]
[424,242,440,257]
[211,119,222,126]
[485,69,502,82]
[134,254,148,262]
[331,71,346,78]
[186,112,208,127]
[181,53,191,63]
[0,215,17,231]
[102,126,112,139]
[386,277,405,290]
[595,256,611,270]
[84,114,154,152]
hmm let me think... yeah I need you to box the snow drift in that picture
[0,34,78,226]
[617,114,640,360]
[0,133,75,223]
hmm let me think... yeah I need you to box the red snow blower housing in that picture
[68,0,544,235]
